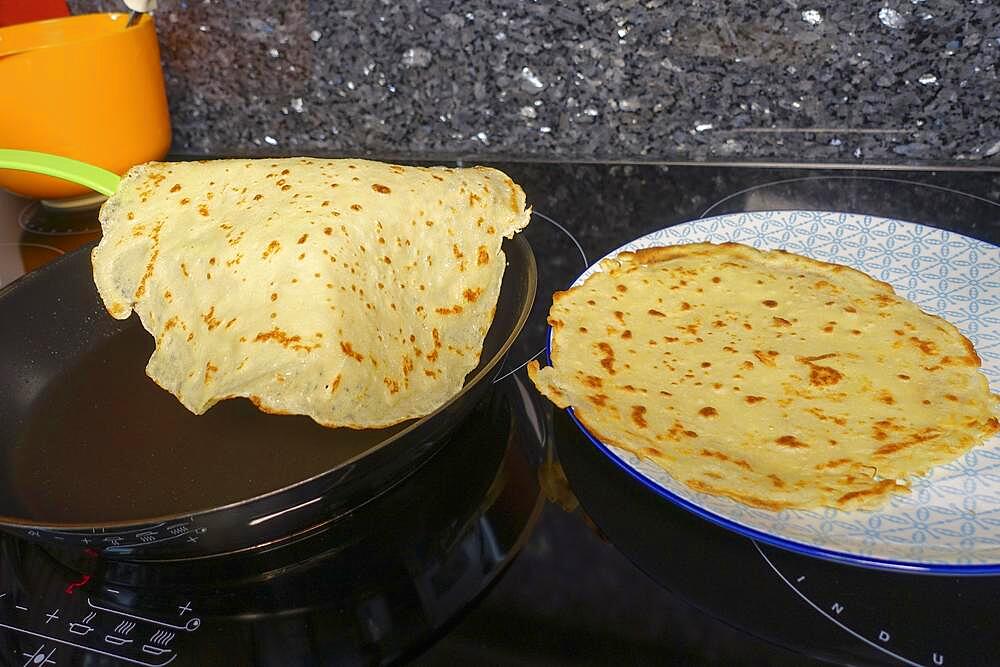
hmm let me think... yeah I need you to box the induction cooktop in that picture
[0,161,998,666]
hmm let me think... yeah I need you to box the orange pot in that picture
[0,13,171,200]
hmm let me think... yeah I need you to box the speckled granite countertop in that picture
[68,1,999,165]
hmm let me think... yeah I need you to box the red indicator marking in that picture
[83,548,98,558]
[65,574,91,595]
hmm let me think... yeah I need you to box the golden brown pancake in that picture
[92,158,531,428]
[529,242,1000,511]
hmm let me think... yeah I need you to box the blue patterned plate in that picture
[562,211,1000,573]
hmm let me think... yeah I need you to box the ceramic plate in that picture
[562,211,1000,573]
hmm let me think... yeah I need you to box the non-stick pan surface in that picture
[0,235,535,559]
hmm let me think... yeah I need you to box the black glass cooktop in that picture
[1,162,998,666]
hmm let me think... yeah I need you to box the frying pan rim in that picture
[0,234,536,531]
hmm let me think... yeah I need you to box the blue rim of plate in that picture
[548,210,1000,576]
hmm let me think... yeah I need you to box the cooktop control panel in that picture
[1,585,199,666]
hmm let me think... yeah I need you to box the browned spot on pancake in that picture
[795,355,844,386]
[874,428,943,456]
[204,361,218,383]
[944,394,958,402]
[169,184,181,193]
[801,353,839,363]
[631,405,648,428]
[816,458,852,470]
[582,375,603,388]
[384,377,400,394]
[180,197,191,205]
[700,362,711,368]
[324,227,332,235]
[809,365,843,386]
[297,233,309,244]
[371,183,391,194]
[477,245,489,265]
[621,330,632,339]
[463,288,483,302]
[163,316,178,331]
[198,204,209,217]
[711,276,721,283]
[262,240,281,259]
[496,177,517,213]
[201,305,221,330]
[768,474,786,488]
[699,406,718,418]
[753,350,779,367]
[452,244,464,260]
[698,449,753,470]
[776,435,808,448]
[772,317,792,327]
[806,407,847,426]
[877,390,895,405]
[680,301,691,310]
[762,299,778,308]
[836,479,899,506]
[648,309,666,317]
[872,293,895,307]
[251,328,317,352]
[616,284,627,293]
[597,342,616,374]
[435,305,464,315]
[741,361,754,370]
[910,336,939,355]
[350,204,362,211]
[613,310,626,324]
[339,341,364,362]
[588,394,609,407]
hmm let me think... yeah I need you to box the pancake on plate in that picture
[529,242,1000,511]
[92,158,531,428]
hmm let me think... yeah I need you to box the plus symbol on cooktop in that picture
[43,609,59,624]
[177,601,192,616]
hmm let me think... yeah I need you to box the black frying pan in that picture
[0,235,535,560]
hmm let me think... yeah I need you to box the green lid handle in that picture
[0,149,121,197]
